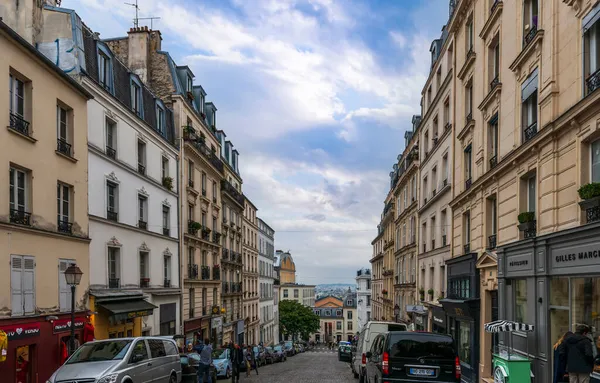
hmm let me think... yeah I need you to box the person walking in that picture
[197,338,213,383]
[229,342,244,383]
[246,345,258,376]
[554,331,573,383]
[563,325,595,383]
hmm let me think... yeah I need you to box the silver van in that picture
[46,337,182,383]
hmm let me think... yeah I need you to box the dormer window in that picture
[130,76,143,117]
[200,95,205,113]
[155,101,165,136]
[187,76,193,93]
[97,45,113,93]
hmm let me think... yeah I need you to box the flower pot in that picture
[579,196,600,210]
[517,221,536,231]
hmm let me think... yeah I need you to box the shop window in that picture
[458,321,471,366]
[514,279,527,323]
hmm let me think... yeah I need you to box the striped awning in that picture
[484,320,534,333]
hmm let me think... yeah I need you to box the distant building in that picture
[310,290,356,343]
[280,283,315,308]
[277,250,296,284]
[356,269,372,332]
[258,218,276,345]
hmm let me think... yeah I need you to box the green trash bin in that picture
[485,320,535,383]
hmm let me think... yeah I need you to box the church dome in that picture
[279,252,296,272]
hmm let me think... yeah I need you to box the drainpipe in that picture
[177,148,183,335]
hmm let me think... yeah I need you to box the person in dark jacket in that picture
[563,325,594,383]
[229,342,244,383]
[554,331,572,383]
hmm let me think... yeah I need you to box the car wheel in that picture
[169,374,177,383]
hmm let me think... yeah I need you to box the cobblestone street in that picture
[240,348,355,383]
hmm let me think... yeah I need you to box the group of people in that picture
[185,338,259,383]
[553,325,599,383]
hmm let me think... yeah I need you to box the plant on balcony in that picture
[214,264,220,269]
[517,211,536,231]
[427,289,434,298]
[382,289,388,295]
[419,287,425,300]
[183,125,196,138]
[578,183,600,209]
[189,221,201,233]
[202,226,211,234]
[162,176,173,191]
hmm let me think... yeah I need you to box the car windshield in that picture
[388,334,456,359]
[212,349,227,359]
[274,346,282,351]
[340,346,351,353]
[67,340,132,363]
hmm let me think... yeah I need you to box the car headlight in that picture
[97,373,119,383]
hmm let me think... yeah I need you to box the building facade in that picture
[356,268,372,332]
[273,283,280,343]
[243,197,259,344]
[370,230,385,321]
[258,218,276,345]
[280,284,316,307]
[343,289,357,341]
[0,15,92,383]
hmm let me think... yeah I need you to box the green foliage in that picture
[427,289,434,295]
[189,221,202,230]
[419,287,424,293]
[578,183,600,200]
[279,300,320,340]
[162,176,173,191]
[517,212,535,224]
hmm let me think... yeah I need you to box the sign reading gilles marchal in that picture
[552,244,600,269]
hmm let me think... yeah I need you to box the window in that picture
[108,247,120,288]
[162,205,170,236]
[57,105,72,156]
[138,195,147,228]
[140,251,149,280]
[294,289,299,298]
[283,289,288,298]
[443,98,450,127]
[427,86,432,108]
[137,140,146,175]
[449,277,470,299]
[59,259,75,312]
[584,10,600,94]
[514,279,527,323]
[424,130,429,154]
[592,140,600,182]
[348,321,353,331]
[527,174,537,213]
[131,77,143,117]
[57,182,71,231]
[106,181,118,221]
[431,215,436,248]
[188,204,194,222]
[9,166,29,219]
[490,197,497,235]
[105,117,116,158]
[466,17,474,52]
[11,255,35,316]
[523,0,539,45]
[465,80,473,118]
[188,160,194,186]
[162,157,169,180]
[202,172,207,195]
[347,310,353,319]
[188,288,195,317]
[98,47,113,92]
[212,181,217,203]
[432,167,437,193]
[164,255,171,285]
[336,321,342,330]
[423,176,428,203]
[522,69,539,142]
[187,75,193,93]
[489,114,499,168]
[9,74,25,120]
[156,103,165,135]
[201,213,206,228]
[436,67,442,90]
[492,38,500,83]
[442,154,448,183]
[464,210,471,251]
[464,145,472,184]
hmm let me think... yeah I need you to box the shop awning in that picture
[97,299,157,319]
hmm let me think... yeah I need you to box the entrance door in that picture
[15,345,34,383]
[315,334,320,343]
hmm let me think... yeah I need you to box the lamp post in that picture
[64,263,83,355]
[394,304,400,323]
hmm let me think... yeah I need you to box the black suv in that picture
[365,331,461,382]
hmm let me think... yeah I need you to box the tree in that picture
[279,300,320,341]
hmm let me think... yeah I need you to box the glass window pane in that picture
[550,277,569,307]
[515,279,527,323]
[458,321,471,365]
[592,141,600,183]
[528,176,536,213]
[571,277,600,334]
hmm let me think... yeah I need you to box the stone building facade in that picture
[258,218,276,345]
[243,197,259,344]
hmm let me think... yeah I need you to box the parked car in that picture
[46,337,182,383]
[365,331,461,383]
[181,353,217,383]
[253,345,267,367]
[283,341,295,356]
[354,321,408,383]
[338,344,352,362]
[264,347,276,364]
[211,348,232,379]
[273,345,287,362]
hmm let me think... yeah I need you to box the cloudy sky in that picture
[63,0,450,284]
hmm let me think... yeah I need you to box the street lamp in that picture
[64,263,83,355]
[394,304,400,323]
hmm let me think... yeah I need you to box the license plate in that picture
[409,368,435,376]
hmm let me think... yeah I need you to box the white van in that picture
[352,321,408,383]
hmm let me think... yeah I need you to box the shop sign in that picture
[552,244,600,269]
[52,318,85,334]
[127,310,151,319]
[433,314,445,326]
[506,254,532,272]
[212,317,223,332]
[1,322,40,340]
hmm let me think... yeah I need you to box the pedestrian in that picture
[564,325,595,383]
[246,345,258,376]
[187,342,194,353]
[554,331,572,383]
[229,342,244,383]
[197,338,213,383]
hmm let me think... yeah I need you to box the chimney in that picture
[149,30,162,52]
[0,0,46,44]
[127,26,151,83]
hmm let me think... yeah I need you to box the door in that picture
[15,345,34,383]
[128,340,153,383]
[147,339,169,382]
[366,335,383,382]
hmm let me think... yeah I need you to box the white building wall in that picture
[258,219,275,345]
[356,275,371,332]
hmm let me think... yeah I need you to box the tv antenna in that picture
[137,17,161,30]
[124,0,140,28]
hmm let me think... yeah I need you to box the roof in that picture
[280,283,315,288]
[0,19,93,100]
[257,218,275,233]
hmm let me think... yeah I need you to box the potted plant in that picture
[517,211,536,231]
[162,176,173,191]
[578,182,600,209]
[427,289,434,299]
[196,132,206,145]
[188,221,201,234]
[183,125,196,139]
[419,287,425,300]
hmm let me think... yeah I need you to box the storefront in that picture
[440,252,480,383]
[431,306,447,334]
[497,221,600,383]
[406,305,428,331]
[184,316,210,346]
[0,311,87,383]
[236,319,245,346]
[89,291,156,340]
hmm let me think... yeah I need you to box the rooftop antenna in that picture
[137,17,161,30]
[124,0,140,28]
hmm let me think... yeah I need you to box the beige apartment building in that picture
[370,227,385,320]
[417,23,455,333]
[243,197,260,344]
[106,28,225,344]
[0,18,92,382]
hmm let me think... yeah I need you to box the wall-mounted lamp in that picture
[45,315,59,322]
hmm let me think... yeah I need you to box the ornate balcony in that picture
[201,228,211,241]
[489,155,498,169]
[524,122,538,142]
[138,163,146,175]
[57,219,73,234]
[586,206,600,224]
[442,234,447,247]
[587,68,600,95]
[108,278,120,288]
[488,234,497,250]
[190,140,224,173]
[221,179,245,206]
[138,220,147,230]
[222,248,230,261]
[10,209,31,225]
[107,210,118,222]
[9,113,30,136]
[490,76,500,90]
[464,244,471,254]
[524,24,538,47]
[201,265,210,280]
[188,179,194,188]
[57,139,72,157]
[163,279,171,288]
[163,227,170,236]
[213,232,221,244]
[465,178,472,190]
[140,278,150,288]
[106,146,116,159]
[188,264,199,279]
[213,267,220,280]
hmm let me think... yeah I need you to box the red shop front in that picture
[0,312,86,383]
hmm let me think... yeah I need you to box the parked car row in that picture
[282,340,309,356]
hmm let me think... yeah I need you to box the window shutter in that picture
[11,256,23,316]
[23,257,35,315]
[59,260,71,312]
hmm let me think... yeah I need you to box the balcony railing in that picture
[464,243,471,254]
[107,210,118,221]
[586,68,600,95]
[213,267,220,280]
[140,278,150,288]
[221,179,245,206]
[465,112,473,126]
[57,219,73,234]
[465,178,472,190]
[490,76,500,90]
[431,240,435,250]
[10,209,31,225]
[106,146,116,159]
[489,155,498,169]
[191,140,224,172]
[443,179,448,187]
[423,243,427,253]
[188,264,199,279]
[108,278,120,288]
[523,221,537,239]
[487,234,497,250]
[188,179,194,188]
[444,122,452,132]
[138,163,146,175]
[523,24,538,47]
[188,221,199,235]
[164,279,171,288]
[138,220,147,230]
[201,229,211,241]
[9,113,30,136]
[432,189,437,197]
[163,227,170,236]
[222,248,230,260]
[586,206,600,223]
[57,139,72,157]
[524,122,538,142]
[442,234,447,247]
[213,232,221,244]
[201,265,210,280]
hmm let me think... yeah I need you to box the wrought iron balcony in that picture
[523,24,538,47]
[107,210,118,221]
[140,278,150,288]
[488,234,497,249]
[57,219,73,234]
[444,122,452,132]
[464,243,471,254]
[524,122,538,142]
[191,140,224,172]
[202,189,207,197]
[586,68,600,95]
[201,265,210,280]
[188,221,199,235]
[465,112,473,125]
[164,279,171,288]
[424,197,428,205]
[489,155,498,169]
[188,264,199,279]
[57,139,72,157]
[523,221,537,239]
[108,278,120,288]
[490,76,500,91]
[138,163,146,175]
[442,234,447,247]
[432,189,437,197]
[465,177,472,190]
[138,220,147,230]
[222,281,230,293]
[221,179,245,206]
[106,146,116,159]
[201,228,211,241]
[10,209,31,225]
[188,179,194,188]
[222,248,230,260]
[586,206,600,223]
[213,232,221,244]
[443,179,448,187]
[213,267,220,280]
[163,227,170,236]
[9,113,30,136]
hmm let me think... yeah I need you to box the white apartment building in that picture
[356,268,372,332]
[258,218,276,345]
[273,284,280,343]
